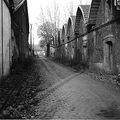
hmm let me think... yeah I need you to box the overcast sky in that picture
[27,0,92,44]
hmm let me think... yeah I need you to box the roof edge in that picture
[13,0,25,13]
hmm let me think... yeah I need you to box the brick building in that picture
[53,1,120,74]
[74,5,90,64]
[88,0,120,73]
[66,16,76,64]
[61,24,68,63]
[55,5,90,65]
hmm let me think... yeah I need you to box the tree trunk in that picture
[46,43,50,57]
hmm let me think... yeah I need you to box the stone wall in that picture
[0,1,12,79]
[3,1,11,76]
[53,0,120,73]
[0,0,29,81]
[0,1,2,78]
[88,0,120,73]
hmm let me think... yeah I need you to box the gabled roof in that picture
[80,5,90,23]
[62,24,67,35]
[3,0,26,14]
[71,16,76,30]
[13,0,26,12]
[74,5,90,34]
[3,0,26,13]
[13,0,23,7]
[61,24,67,42]
[64,24,67,32]
[88,0,101,24]
[57,30,61,45]
[67,16,76,34]
[60,29,62,40]
[62,25,65,40]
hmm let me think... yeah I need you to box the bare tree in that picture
[67,0,74,16]
[53,0,60,29]
[37,20,58,56]
[36,0,62,56]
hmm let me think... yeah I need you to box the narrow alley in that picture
[1,56,120,119]
[1,0,120,119]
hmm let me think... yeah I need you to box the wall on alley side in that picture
[0,0,11,79]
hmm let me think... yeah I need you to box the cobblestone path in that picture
[1,56,120,119]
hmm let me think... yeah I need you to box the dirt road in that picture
[32,57,120,119]
[1,56,120,119]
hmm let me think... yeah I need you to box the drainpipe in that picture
[1,0,4,78]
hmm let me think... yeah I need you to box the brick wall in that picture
[88,0,120,73]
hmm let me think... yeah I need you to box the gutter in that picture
[13,0,25,13]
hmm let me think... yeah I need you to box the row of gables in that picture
[51,0,120,74]
[0,0,29,80]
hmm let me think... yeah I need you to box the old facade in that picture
[66,16,76,64]
[0,0,11,78]
[74,5,90,64]
[88,0,120,73]
[61,24,68,63]
[0,0,29,81]
[53,0,120,74]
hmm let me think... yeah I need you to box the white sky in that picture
[27,0,92,45]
